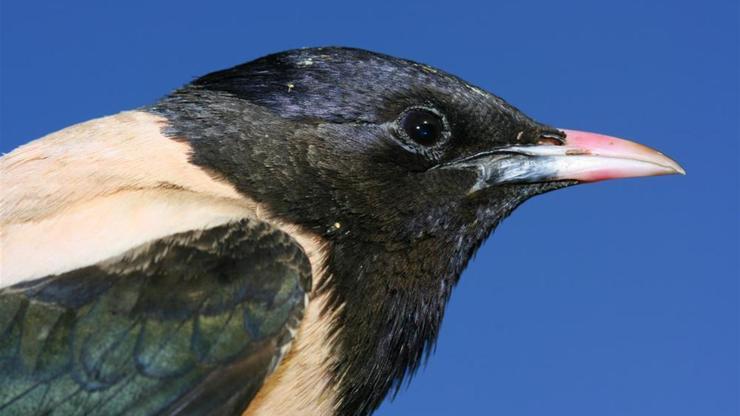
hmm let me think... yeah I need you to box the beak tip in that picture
[658,154,685,176]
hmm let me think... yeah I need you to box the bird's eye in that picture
[398,108,447,146]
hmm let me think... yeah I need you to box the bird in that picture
[0,47,684,416]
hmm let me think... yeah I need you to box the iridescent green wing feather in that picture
[0,219,310,416]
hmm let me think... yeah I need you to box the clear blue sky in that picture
[1,1,737,415]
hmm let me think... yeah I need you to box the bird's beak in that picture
[445,129,685,192]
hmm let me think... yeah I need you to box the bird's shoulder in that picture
[0,110,242,225]
[0,111,256,285]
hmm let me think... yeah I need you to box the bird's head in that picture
[152,47,683,415]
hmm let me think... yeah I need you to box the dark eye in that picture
[399,108,446,146]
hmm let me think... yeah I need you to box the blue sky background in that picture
[1,1,737,415]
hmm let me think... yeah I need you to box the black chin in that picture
[515,180,579,195]
[469,180,578,213]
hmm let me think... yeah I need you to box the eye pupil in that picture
[401,109,444,145]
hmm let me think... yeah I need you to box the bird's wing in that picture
[0,218,310,416]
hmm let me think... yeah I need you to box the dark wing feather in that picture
[0,219,310,416]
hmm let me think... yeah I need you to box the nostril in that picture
[537,135,565,146]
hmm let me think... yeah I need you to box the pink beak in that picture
[551,129,685,182]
